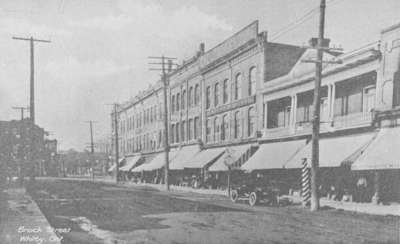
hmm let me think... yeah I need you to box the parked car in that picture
[230,176,288,206]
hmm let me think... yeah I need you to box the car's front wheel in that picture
[248,192,258,206]
[230,189,239,203]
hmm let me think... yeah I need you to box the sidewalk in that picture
[0,187,61,244]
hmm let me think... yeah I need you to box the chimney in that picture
[199,43,205,54]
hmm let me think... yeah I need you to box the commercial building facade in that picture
[113,21,400,202]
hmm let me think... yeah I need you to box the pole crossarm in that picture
[12,36,51,43]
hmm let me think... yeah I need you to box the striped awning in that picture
[119,155,142,172]
[184,147,225,169]
[169,145,200,170]
[132,150,179,172]
[208,144,252,172]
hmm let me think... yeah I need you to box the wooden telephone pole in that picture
[148,56,178,190]
[113,104,120,184]
[85,120,97,180]
[12,36,50,179]
[302,0,342,211]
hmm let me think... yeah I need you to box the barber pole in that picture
[301,158,311,207]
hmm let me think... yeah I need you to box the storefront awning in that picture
[285,133,376,169]
[209,144,252,172]
[170,145,200,170]
[119,155,142,172]
[184,147,225,169]
[131,150,179,172]
[241,140,305,171]
[108,157,125,172]
[352,127,400,170]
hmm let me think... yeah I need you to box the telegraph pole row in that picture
[301,0,342,211]
[148,56,178,191]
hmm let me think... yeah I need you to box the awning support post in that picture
[372,171,380,204]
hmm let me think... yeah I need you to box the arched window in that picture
[181,120,186,142]
[222,114,228,141]
[176,122,180,143]
[235,73,242,100]
[176,93,180,111]
[214,117,220,142]
[214,82,220,107]
[195,84,200,105]
[194,117,200,139]
[171,95,175,113]
[223,79,229,104]
[171,124,175,144]
[206,119,211,142]
[234,111,241,139]
[248,107,256,137]
[206,86,211,109]
[188,87,193,107]
[188,119,193,140]
[249,67,256,96]
[182,90,186,110]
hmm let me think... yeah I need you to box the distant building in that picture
[0,119,48,177]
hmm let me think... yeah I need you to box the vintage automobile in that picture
[230,176,287,206]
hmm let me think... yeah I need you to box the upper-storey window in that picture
[234,111,241,139]
[394,71,400,107]
[221,114,228,141]
[188,87,193,107]
[214,82,220,107]
[206,86,211,109]
[214,117,220,142]
[171,124,175,144]
[188,119,193,140]
[334,72,376,117]
[175,122,180,143]
[195,84,200,105]
[182,90,186,110]
[171,95,175,113]
[248,107,256,137]
[206,119,211,142]
[234,73,242,100]
[267,97,291,128]
[249,67,256,96]
[176,93,180,111]
[194,117,200,139]
[181,121,186,142]
[223,79,229,104]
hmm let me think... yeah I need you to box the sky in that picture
[0,0,399,151]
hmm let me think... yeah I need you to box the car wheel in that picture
[230,190,239,203]
[249,192,258,206]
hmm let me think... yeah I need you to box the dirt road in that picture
[26,179,399,244]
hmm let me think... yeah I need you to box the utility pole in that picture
[12,36,50,124]
[148,56,178,190]
[301,0,342,211]
[12,106,29,120]
[12,36,50,180]
[85,120,97,180]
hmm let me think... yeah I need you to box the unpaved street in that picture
[27,179,399,244]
